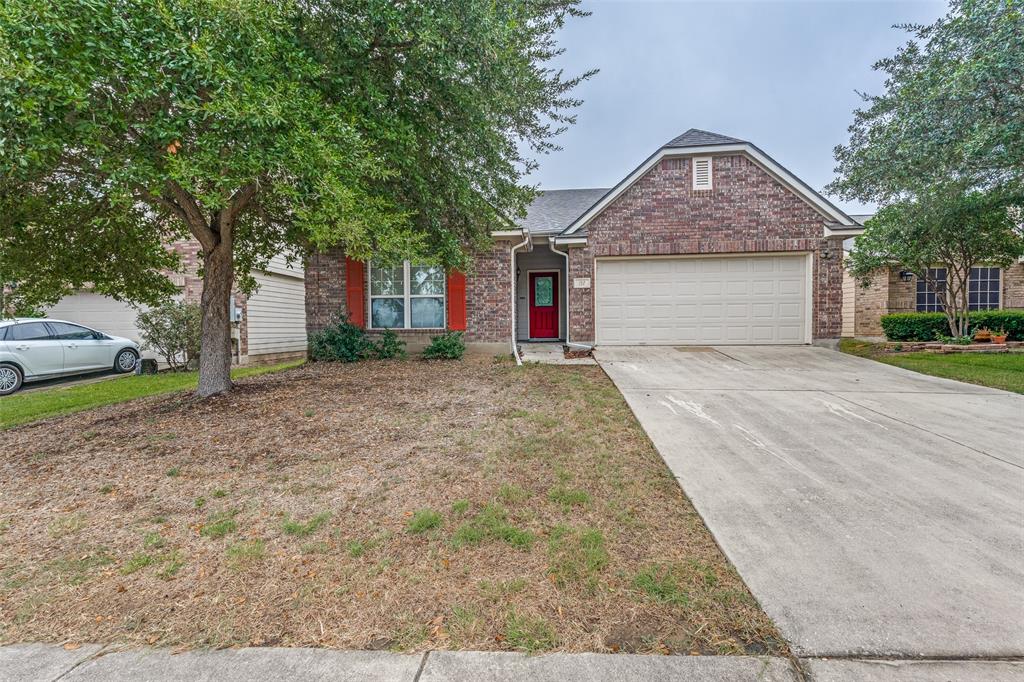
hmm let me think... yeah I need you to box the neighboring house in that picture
[305,129,863,351]
[47,241,308,365]
[841,218,1024,338]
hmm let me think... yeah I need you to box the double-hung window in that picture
[916,267,1001,312]
[369,261,446,329]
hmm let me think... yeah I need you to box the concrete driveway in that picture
[596,346,1024,658]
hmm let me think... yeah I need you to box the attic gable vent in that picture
[692,157,713,190]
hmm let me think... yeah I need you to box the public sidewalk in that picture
[2,643,1020,681]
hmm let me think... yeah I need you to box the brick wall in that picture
[170,239,248,358]
[302,241,513,344]
[567,154,843,342]
[852,269,890,337]
[304,247,347,334]
[1003,263,1024,308]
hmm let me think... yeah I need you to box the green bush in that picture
[372,329,407,359]
[309,316,371,362]
[422,331,465,360]
[136,300,201,371]
[971,310,1024,340]
[880,313,948,341]
[881,310,1024,341]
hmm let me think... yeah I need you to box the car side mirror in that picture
[93,331,105,340]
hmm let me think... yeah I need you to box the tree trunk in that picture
[197,241,235,397]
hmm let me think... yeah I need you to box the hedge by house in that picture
[881,311,1024,341]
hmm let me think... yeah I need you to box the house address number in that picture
[573,277,591,289]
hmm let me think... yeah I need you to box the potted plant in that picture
[973,327,992,343]
[992,328,1008,344]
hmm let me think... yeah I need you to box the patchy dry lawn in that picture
[0,357,784,655]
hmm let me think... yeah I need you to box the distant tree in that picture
[847,186,1024,337]
[0,0,593,396]
[829,0,1024,203]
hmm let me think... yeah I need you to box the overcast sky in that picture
[525,0,948,214]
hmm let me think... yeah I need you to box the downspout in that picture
[549,239,592,350]
[510,231,530,365]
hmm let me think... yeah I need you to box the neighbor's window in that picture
[369,261,445,329]
[916,267,1000,312]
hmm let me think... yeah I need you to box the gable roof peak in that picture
[665,128,746,149]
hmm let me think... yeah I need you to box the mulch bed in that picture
[0,357,784,655]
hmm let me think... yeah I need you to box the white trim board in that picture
[561,143,856,236]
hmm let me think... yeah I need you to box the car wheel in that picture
[114,349,139,374]
[0,364,23,396]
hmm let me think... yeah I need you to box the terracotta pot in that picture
[992,335,1008,344]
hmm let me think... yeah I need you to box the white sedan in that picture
[0,318,140,395]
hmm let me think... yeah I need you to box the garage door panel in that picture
[596,255,808,345]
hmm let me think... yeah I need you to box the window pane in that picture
[49,322,94,340]
[916,268,946,312]
[371,298,405,328]
[411,297,444,328]
[11,322,51,340]
[370,266,404,296]
[410,266,444,296]
[968,267,1000,311]
[534,277,553,306]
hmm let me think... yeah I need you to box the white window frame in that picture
[692,156,713,190]
[367,261,447,330]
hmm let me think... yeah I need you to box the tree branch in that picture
[165,181,216,251]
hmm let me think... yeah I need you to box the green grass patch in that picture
[497,484,531,504]
[282,512,331,537]
[547,526,609,589]
[632,564,690,606]
[47,551,114,586]
[121,552,157,575]
[47,513,85,538]
[1,360,304,430]
[200,510,238,538]
[547,485,590,509]
[407,509,443,534]
[143,532,166,550]
[450,499,470,516]
[451,504,534,550]
[478,578,528,600]
[166,467,181,478]
[226,539,266,568]
[840,339,1024,393]
[503,610,558,652]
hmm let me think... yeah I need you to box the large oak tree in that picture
[0,0,593,395]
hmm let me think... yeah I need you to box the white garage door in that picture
[46,293,151,350]
[595,255,809,345]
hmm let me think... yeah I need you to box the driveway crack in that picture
[824,391,1023,471]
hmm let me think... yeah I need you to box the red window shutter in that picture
[447,270,467,331]
[345,257,365,328]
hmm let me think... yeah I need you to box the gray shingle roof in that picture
[664,128,745,148]
[518,188,609,234]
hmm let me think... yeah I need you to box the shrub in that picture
[881,310,1024,341]
[309,316,371,362]
[423,331,465,360]
[372,329,407,359]
[136,300,201,371]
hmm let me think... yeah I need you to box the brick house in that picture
[842,226,1024,338]
[305,129,863,352]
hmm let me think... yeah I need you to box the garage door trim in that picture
[593,252,813,346]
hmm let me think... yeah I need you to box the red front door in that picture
[529,272,559,339]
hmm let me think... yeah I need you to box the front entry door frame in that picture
[528,270,560,339]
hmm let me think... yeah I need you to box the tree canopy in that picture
[0,0,593,394]
[847,186,1024,336]
[829,0,1024,204]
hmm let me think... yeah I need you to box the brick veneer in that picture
[566,154,844,342]
[303,241,513,344]
[851,263,1024,337]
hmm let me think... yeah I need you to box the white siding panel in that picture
[595,255,810,345]
[247,271,307,356]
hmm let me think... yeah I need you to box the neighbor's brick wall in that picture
[302,241,513,344]
[567,154,843,342]
[852,269,890,337]
[1003,263,1024,309]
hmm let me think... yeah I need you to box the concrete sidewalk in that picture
[2,644,1021,682]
